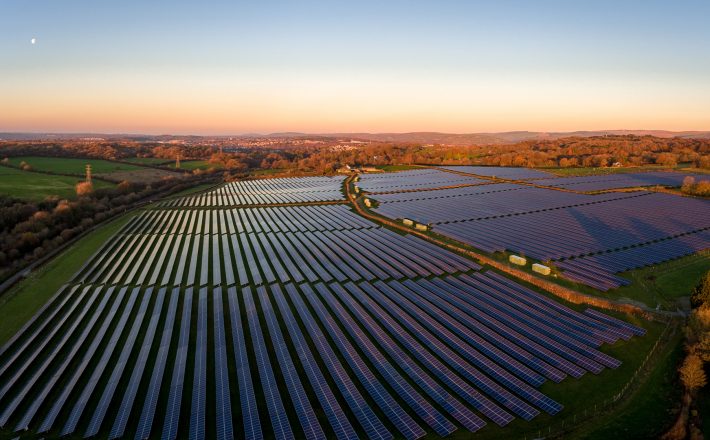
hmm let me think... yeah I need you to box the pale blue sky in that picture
[2,0,709,133]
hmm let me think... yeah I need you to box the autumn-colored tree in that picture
[691,271,710,309]
[75,181,94,196]
[680,354,707,391]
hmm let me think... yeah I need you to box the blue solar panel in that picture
[304,283,422,440]
[226,287,262,439]
[162,287,194,440]
[257,286,325,439]
[135,288,180,440]
[284,283,391,440]
[189,288,208,440]
[243,287,294,440]
[110,288,167,439]
[213,287,234,440]
[83,287,156,438]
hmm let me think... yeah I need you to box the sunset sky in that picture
[2,0,709,134]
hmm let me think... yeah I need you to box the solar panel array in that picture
[0,174,648,439]
[372,185,643,224]
[367,170,710,290]
[433,192,710,289]
[439,166,553,180]
[527,171,710,191]
[160,176,346,207]
[357,169,488,193]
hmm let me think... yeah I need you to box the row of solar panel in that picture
[72,211,479,288]
[124,205,373,235]
[556,231,710,290]
[528,171,709,191]
[437,166,553,180]
[0,274,642,438]
[357,169,487,193]
[160,176,346,207]
[373,187,644,225]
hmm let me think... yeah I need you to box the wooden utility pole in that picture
[85,164,92,183]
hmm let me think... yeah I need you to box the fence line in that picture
[522,319,676,440]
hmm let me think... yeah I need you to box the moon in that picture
[31,38,36,45]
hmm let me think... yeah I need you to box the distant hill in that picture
[2,130,710,145]
[318,130,710,145]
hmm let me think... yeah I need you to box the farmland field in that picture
[0,172,662,440]
[120,157,173,165]
[167,160,216,170]
[0,165,114,200]
[5,156,146,175]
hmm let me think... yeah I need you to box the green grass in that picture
[5,156,145,175]
[576,327,683,439]
[377,165,423,172]
[120,157,173,165]
[0,165,114,200]
[0,213,134,345]
[541,165,672,177]
[598,254,710,309]
[163,182,217,199]
[167,160,216,170]
[442,309,670,440]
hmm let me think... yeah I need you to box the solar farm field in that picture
[0,174,649,439]
[438,166,553,180]
[362,169,710,292]
[526,171,710,191]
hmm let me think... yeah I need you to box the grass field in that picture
[540,166,672,177]
[120,157,173,165]
[589,254,710,309]
[0,213,134,345]
[0,165,114,200]
[167,160,216,170]
[6,156,145,175]
[376,165,424,172]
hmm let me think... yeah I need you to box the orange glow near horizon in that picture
[2,69,709,135]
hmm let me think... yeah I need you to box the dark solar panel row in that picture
[243,287,294,440]
[13,287,126,432]
[161,176,346,207]
[162,287,194,440]
[529,171,710,191]
[73,205,479,289]
[326,283,484,434]
[257,286,326,440]
[226,287,262,439]
[438,166,552,180]
[82,288,156,438]
[189,288,208,440]
[0,285,94,414]
[357,169,485,193]
[213,287,234,440]
[38,287,139,434]
[317,283,458,436]
[373,186,640,225]
[301,283,424,440]
[135,288,180,440]
[270,285,358,440]
[110,288,167,439]
[284,283,391,440]
[347,282,514,426]
[0,286,108,428]
[126,205,371,235]
[0,276,644,438]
